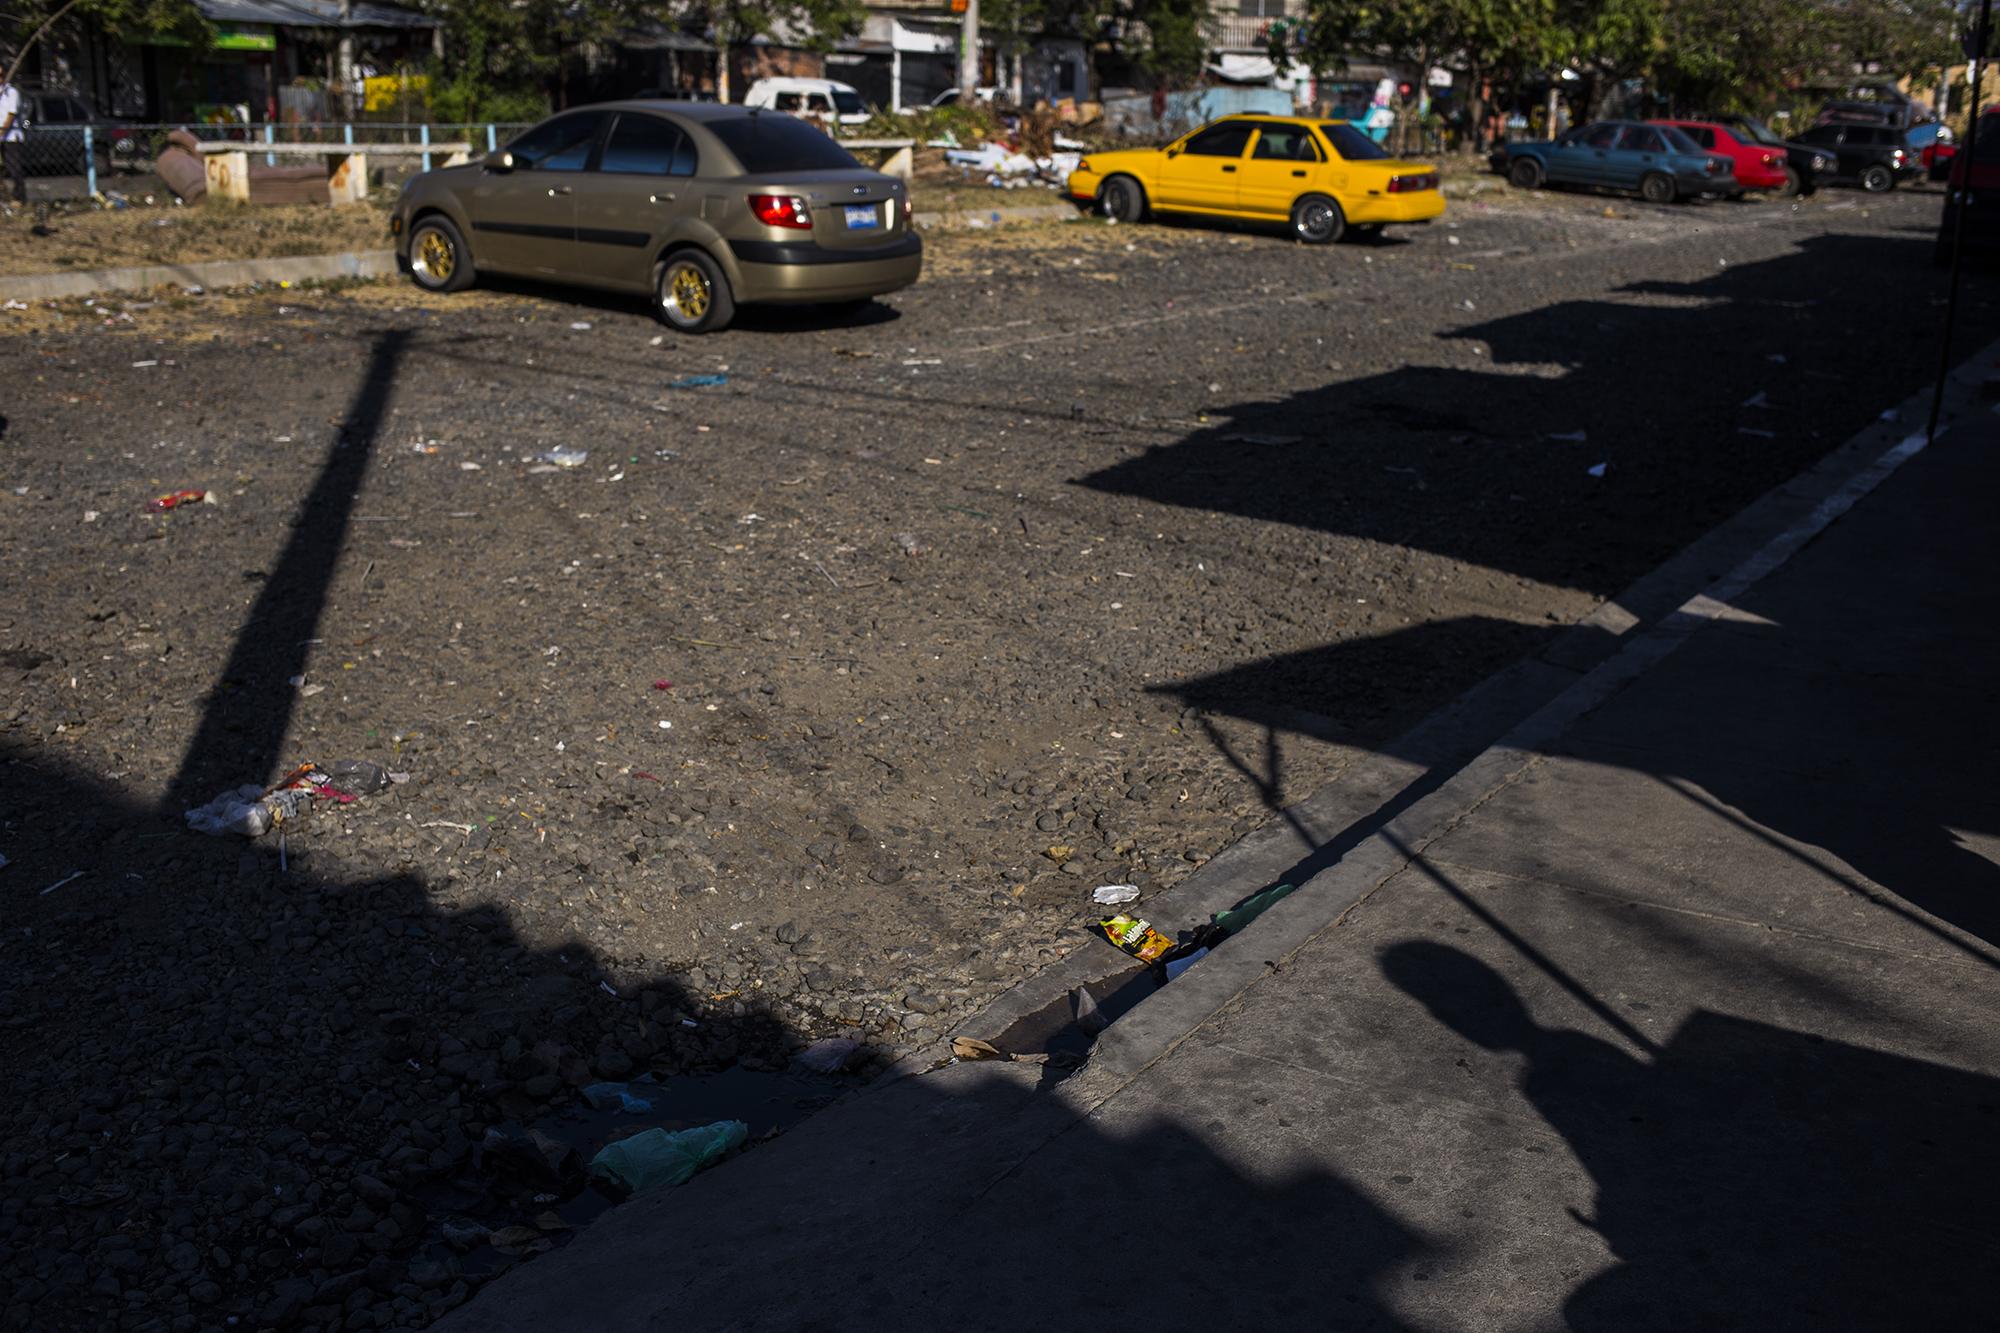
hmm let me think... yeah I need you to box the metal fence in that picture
[18,122,537,200]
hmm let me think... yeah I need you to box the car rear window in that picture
[1319,123,1390,160]
[708,113,861,172]
[1660,125,1702,154]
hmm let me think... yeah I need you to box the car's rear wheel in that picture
[1776,165,1802,197]
[1508,157,1544,189]
[1860,164,1895,193]
[1099,175,1147,223]
[408,216,474,293]
[657,249,734,334]
[1290,193,1344,244]
[1640,172,1677,205]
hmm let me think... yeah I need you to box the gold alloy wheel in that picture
[664,261,710,322]
[414,227,454,284]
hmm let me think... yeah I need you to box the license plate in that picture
[844,204,879,229]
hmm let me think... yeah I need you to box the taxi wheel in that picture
[408,216,473,293]
[1100,176,1148,223]
[656,249,735,334]
[1290,194,1344,244]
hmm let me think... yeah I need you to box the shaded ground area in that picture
[2,187,1994,1328]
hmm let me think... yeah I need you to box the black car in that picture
[15,88,140,176]
[1704,114,1840,192]
[1793,122,1926,192]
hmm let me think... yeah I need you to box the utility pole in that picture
[337,0,355,120]
[959,0,979,96]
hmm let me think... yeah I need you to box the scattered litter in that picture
[570,321,592,331]
[1212,882,1296,936]
[186,760,395,838]
[652,680,673,691]
[1741,390,1770,409]
[581,1080,657,1113]
[901,358,942,366]
[1737,427,1776,438]
[1447,235,1461,245]
[38,870,84,897]
[670,374,728,389]
[649,335,664,346]
[2,299,26,310]
[587,1120,746,1196]
[1164,946,1210,981]
[458,461,482,471]
[421,821,474,834]
[531,447,588,468]
[1548,431,1587,443]
[894,532,925,557]
[1072,986,1108,1036]
[795,1037,861,1073]
[1586,462,1608,478]
[146,489,209,513]
[657,720,672,730]
[131,359,159,368]
[1092,883,1140,906]
[83,510,98,522]
[1097,914,1174,963]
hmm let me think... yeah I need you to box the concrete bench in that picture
[197,141,473,205]
[837,138,916,180]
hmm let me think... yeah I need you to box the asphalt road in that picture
[1,180,1990,1329]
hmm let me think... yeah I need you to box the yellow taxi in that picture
[1067,114,1444,243]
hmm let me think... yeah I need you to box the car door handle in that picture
[547,186,571,197]
[1221,164,1237,173]
[649,193,675,203]
[1291,169,1306,177]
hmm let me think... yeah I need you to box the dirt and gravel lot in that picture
[2,181,1991,1331]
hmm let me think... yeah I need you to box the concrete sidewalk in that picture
[440,405,2000,1330]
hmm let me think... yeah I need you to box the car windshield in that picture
[708,113,861,172]
[1660,125,1702,154]
[833,90,865,114]
[1735,115,1781,144]
[1319,123,1390,160]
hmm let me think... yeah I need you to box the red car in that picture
[1650,119,1790,193]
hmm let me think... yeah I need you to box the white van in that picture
[742,77,871,128]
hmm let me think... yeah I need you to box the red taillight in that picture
[1386,171,1438,193]
[749,194,812,230]
[1764,152,1781,166]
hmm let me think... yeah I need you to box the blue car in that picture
[1499,120,1736,203]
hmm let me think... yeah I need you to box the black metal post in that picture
[1930,0,1996,443]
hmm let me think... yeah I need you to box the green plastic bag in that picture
[588,1120,748,1195]
[1212,882,1298,937]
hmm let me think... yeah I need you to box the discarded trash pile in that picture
[941,141,1084,191]
[184,758,402,837]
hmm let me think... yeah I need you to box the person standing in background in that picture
[0,66,26,205]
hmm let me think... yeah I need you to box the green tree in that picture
[3,0,205,89]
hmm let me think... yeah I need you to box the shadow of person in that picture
[1381,941,2000,1332]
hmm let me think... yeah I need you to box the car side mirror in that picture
[1166,146,1182,159]
[485,150,515,173]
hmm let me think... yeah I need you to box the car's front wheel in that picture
[657,249,734,334]
[1508,157,1544,189]
[1099,175,1147,223]
[1776,165,1803,197]
[1290,193,1344,244]
[1860,164,1895,193]
[1640,172,1677,205]
[407,216,474,293]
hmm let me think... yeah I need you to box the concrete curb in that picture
[0,249,399,301]
[1083,345,1998,1081]
[0,206,1079,302]
[913,203,1080,230]
[896,340,2000,1085]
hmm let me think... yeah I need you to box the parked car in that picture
[1498,120,1735,203]
[390,102,921,333]
[1791,122,1925,192]
[1814,93,1933,131]
[741,78,870,128]
[1936,109,2000,265]
[1066,114,1443,244]
[15,88,140,176]
[1699,114,1840,193]
[1908,121,1957,181]
[1651,118,1795,195]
